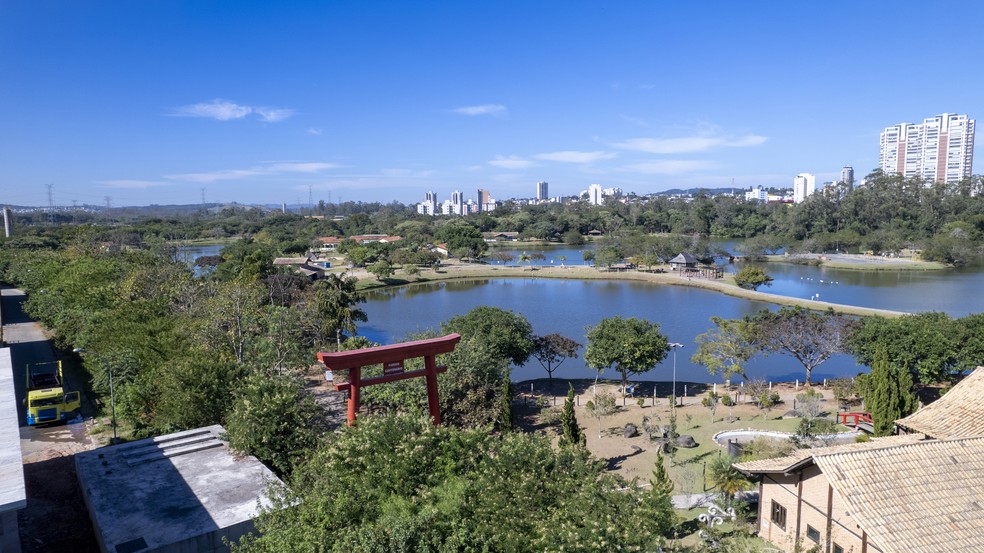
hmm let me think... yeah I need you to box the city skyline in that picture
[1,2,982,207]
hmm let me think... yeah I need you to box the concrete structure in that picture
[0,348,25,553]
[745,186,768,202]
[76,425,282,553]
[840,166,854,188]
[792,173,816,204]
[536,181,548,201]
[880,113,975,184]
[737,367,984,553]
[587,183,603,205]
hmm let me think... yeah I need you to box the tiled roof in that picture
[896,367,984,439]
[815,436,984,553]
[733,434,924,474]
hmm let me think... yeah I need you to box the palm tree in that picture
[706,454,752,507]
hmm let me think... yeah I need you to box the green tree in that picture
[866,349,917,436]
[234,415,673,553]
[225,373,324,476]
[560,383,583,447]
[442,306,535,366]
[367,260,393,280]
[702,391,720,424]
[732,265,773,290]
[306,273,367,349]
[499,371,513,431]
[531,333,581,384]
[750,307,856,385]
[848,312,956,384]
[585,317,670,400]
[692,316,758,381]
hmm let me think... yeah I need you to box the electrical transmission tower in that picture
[46,184,55,224]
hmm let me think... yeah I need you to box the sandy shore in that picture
[765,252,947,271]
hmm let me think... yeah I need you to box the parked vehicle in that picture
[25,361,80,426]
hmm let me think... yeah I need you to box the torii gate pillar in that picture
[317,334,461,426]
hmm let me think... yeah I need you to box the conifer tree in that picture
[868,349,917,436]
[499,371,513,431]
[561,383,583,446]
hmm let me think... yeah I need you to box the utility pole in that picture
[201,188,206,205]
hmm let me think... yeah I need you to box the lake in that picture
[360,278,864,385]
[176,243,984,383]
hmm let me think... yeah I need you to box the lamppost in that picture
[73,348,116,443]
[670,342,684,408]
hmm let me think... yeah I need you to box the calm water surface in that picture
[361,279,864,384]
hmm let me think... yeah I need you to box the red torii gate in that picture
[317,333,461,426]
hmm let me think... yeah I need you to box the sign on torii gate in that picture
[317,333,461,426]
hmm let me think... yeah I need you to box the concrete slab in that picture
[0,348,26,514]
[76,425,282,553]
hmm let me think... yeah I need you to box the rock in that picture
[624,423,638,438]
[676,435,697,448]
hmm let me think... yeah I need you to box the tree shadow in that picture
[606,445,644,471]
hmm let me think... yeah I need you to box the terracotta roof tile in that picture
[897,367,984,439]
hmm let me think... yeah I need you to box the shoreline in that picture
[351,263,908,318]
[762,253,948,271]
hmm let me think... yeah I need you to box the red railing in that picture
[837,412,873,426]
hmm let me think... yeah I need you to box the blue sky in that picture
[2,1,981,207]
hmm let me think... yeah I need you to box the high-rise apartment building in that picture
[879,113,975,184]
[536,181,548,201]
[477,189,490,212]
[793,173,816,204]
[587,184,603,205]
[416,191,438,215]
[841,166,854,189]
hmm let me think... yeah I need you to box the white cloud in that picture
[165,161,338,183]
[166,169,263,183]
[255,107,295,122]
[488,155,535,169]
[97,179,170,189]
[267,162,339,173]
[306,127,324,136]
[171,99,253,120]
[453,104,507,116]
[620,160,716,174]
[170,99,294,122]
[534,150,617,164]
[614,134,767,154]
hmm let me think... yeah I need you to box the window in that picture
[833,545,844,553]
[806,525,821,543]
[770,500,787,530]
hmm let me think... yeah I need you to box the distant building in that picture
[416,191,438,215]
[477,189,491,212]
[2,206,12,238]
[536,181,549,201]
[880,113,975,183]
[745,186,768,202]
[793,173,816,204]
[840,166,854,189]
[588,184,603,205]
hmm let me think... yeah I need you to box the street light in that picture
[670,343,684,408]
[73,348,116,443]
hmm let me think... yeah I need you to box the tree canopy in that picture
[585,317,670,394]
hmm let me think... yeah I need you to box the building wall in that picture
[880,113,975,183]
[757,466,883,553]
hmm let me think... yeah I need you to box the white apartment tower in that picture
[880,113,975,184]
[793,173,816,204]
[588,183,603,205]
[416,191,438,215]
[536,181,549,201]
